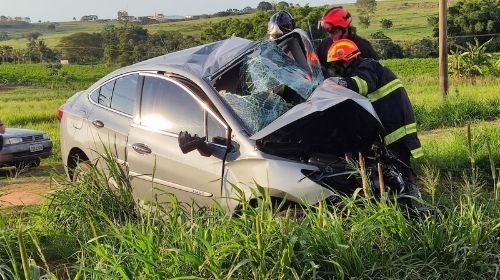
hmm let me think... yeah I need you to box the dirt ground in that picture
[0,180,53,207]
[0,166,61,208]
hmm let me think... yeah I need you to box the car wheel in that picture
[72,160,92,183]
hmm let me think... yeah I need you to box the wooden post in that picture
[378,162,385,195]
[439,0,448,100]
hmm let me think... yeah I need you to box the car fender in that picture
[222,156,334,210]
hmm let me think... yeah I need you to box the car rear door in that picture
[127,73,229,207]
[86,73,139,168]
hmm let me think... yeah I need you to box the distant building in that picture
[81,15,98,21]
[148,13,168,22]
[117,10,129,21]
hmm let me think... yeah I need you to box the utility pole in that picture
[439,0,448,100]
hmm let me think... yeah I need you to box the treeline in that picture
[59,24,200,65]
[0,24,201,66]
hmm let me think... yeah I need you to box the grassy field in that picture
[0,0,460,49]
[0,37,499,280]
[0,153,498,279]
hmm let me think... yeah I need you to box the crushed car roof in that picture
[135,36,256,78]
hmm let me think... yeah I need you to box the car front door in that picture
[127,74,228,207]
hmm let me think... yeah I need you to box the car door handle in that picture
[92,120,104,128]
[132,143,151,154]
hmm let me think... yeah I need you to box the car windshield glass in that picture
[220,31,324,134]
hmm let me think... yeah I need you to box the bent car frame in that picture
[59,30,396,212]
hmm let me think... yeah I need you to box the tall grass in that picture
[1,152,499,279]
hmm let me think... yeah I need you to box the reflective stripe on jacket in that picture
[343,59,423,158]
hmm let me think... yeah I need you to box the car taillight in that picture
[57,105,64,121]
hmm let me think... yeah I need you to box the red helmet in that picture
[322,7,352,29]
[327,39,361,63]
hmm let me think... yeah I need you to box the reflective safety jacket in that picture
[340,58,423,158]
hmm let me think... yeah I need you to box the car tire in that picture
[72,160,92,183]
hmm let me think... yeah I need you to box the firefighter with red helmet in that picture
[316,6,378,73]
[327,39,423,207]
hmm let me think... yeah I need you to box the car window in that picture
[141,76,204,136]
[207,113,226,144]
[97,80,114,107]
[111,74,139,115]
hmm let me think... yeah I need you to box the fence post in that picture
[439,0,448,100]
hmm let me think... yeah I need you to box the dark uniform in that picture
[337,58,423,162]
[317,34,379,71]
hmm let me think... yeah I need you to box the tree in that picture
[59,32,103,63]
[380,18,393,29]
[26,32,41,41]
[355,0,377,28]
[275,1,290,11]
[369,31,403,59]
[402,38,438,58]
[359,16,370,28]
[435,0,500,50]
[35,39,48,62]
[257,1,273,11]
[242,6,255,14]
[0,45,13,63]
[48,23,56,31]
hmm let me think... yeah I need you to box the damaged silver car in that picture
[59,30,413,211]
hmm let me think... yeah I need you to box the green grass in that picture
[417,121,500,174]
[0,154,498,279]
[0,63,115,88]
[0,58,498,279]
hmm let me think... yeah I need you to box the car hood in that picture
[250,78,382,141]
[2,128,46,137]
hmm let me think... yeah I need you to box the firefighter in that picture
[267,11,296,39]
[326,39,423,208]
[316,6,378,73]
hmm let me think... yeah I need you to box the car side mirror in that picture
[178,131,213,157]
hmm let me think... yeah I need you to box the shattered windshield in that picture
[220,30,324,134]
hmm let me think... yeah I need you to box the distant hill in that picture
[0,0,458,49]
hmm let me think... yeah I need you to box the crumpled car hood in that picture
[250,78,382,141]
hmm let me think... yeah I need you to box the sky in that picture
[0,0,353,22]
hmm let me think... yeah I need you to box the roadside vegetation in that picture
[0,148,499,279]
[0,56,498,279]
[0,0,499,278]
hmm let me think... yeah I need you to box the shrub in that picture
[449,38,493,78]
[380,18,393,29]
[369,31,403,59]
[402,38,438,58]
